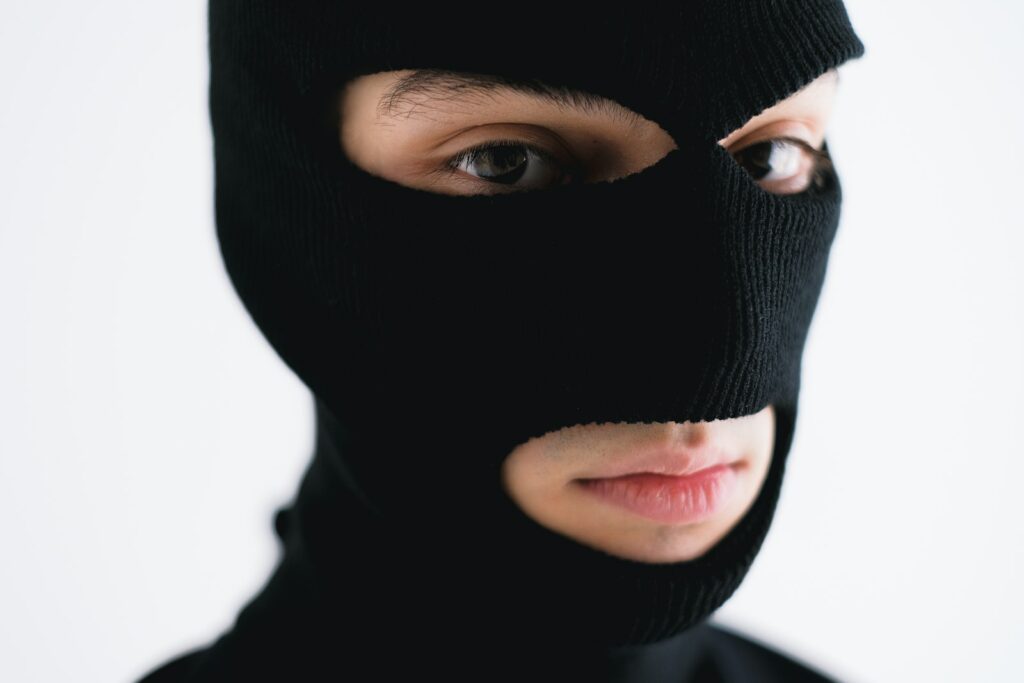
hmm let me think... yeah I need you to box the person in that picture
[135,2,866,681]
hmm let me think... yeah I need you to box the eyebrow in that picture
[377,68,645,127]
[377,67,840,126]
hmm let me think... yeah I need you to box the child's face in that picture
[336,68,836,562]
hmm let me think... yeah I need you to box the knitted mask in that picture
[207,0,865,666]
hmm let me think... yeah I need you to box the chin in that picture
[581,523,726,564]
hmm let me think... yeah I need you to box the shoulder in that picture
[699,621,841,683]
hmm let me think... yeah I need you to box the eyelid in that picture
[720,135,836,200]
[730,135,828,162]
[725,116,822,147]
[440,137,583,189]
[447,138,563,170]
[743,136,833,193]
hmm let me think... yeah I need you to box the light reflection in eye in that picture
[443,138,576,194]
[730,136,833,195]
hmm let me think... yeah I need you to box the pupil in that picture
[475,145,528,184]
[736,140,773,180]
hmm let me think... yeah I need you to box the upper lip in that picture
[576,444,742,480]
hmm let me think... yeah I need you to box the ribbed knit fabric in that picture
[138,2,865,680]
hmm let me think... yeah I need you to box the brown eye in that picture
[731,137,829,195]
[447,139,577,193]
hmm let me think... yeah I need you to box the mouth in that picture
[570,444,745,525]
[577,443,744,480]
[573,463,742,525]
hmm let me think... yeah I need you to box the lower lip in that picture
[575,464,741,525]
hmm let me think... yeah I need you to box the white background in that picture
[2,2,1021,682]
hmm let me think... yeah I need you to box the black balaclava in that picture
[203,1,865,678]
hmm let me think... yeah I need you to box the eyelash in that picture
[442,135,833,193]
[737,135,834,191]
[443,137,569,175]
